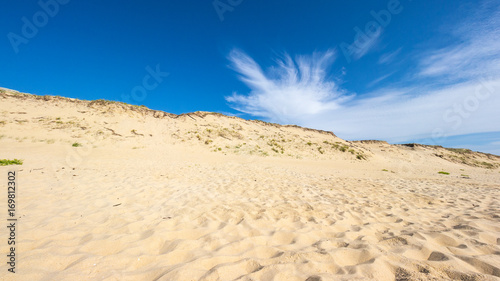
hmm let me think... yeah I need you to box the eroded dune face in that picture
[1,89,499,281]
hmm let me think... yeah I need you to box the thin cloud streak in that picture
[378,47,402,64]
[366,72,395,88]
[418,1,500,81]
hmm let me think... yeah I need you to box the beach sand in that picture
[1,90,499,280]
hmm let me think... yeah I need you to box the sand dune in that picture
[1,89,499,280]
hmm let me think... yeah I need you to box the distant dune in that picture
[1,88,499,280]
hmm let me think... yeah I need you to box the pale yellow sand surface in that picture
[1,90,499,280]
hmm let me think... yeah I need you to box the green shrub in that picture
[445,148,472,154]
[217,128,243,139]
[72,142,82,147]
[480,162,495,169]
[268,139,284,153]
[0,159,23,166]
[438,171,450,175]
[318,147,324,154]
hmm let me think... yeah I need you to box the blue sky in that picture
[2,0,500,155]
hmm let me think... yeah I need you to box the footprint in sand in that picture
[427,251,449,261]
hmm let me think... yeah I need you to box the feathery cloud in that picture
[226,49,351,124]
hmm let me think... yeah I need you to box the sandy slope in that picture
[0,90,499,280]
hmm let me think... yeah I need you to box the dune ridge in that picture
[1,88,499,280]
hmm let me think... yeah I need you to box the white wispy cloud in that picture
[225,49,351,124]
[306,78,500,142]
[378,47,402,64]
[366,72,395,88]
[418,1,500,81]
